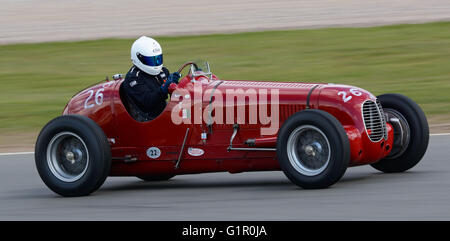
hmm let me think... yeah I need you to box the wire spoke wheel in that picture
[47,132,89,182]
[383,108,410,159]
[287,125,331,176]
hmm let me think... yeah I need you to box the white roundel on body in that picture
[187,147,204,157]
[146,147,161,159]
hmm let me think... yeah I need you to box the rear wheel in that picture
[137,174,175,182]
[277,109,350,189]
[35,115,111,197]
[371,94,429,173]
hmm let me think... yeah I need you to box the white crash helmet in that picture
[131,36,163,75]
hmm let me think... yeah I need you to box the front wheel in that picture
[371,94,429,173]
[277,109,350,189]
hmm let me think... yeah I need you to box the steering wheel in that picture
[177,61,212,84]
[177,62,199,74]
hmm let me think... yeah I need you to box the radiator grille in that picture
[376,99,388,140]
[362,100,388,142]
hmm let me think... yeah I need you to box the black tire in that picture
[137,174,175,182]
[35,115,111,197]
[277,109,350,189]
[371,94,429,173]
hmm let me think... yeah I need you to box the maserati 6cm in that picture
[35,62,429,196]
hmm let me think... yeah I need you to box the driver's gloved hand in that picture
[160,78,175,95]
[168,72,181,84]
[161,72,181,94]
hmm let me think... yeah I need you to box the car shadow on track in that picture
[98,169,408,193]
[10,170,436,199]
[339,169,436,185]
[101,178,292,192]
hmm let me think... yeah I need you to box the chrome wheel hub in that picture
[384,108,410,159]
[66,151,75,164]
[304,145,315,156]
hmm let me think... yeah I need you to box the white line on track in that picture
[430,133,450,136]
[1,133,450,156]
[0,152,34,156]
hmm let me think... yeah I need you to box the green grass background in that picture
[1,21,449,135]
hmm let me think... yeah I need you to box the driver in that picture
[122,36,181,119]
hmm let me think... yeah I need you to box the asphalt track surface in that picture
[1,0,450,44]
[0,135,449,220]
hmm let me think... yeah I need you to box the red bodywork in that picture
[63,73,394,176]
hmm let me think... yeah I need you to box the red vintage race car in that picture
[35,62,429,197]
